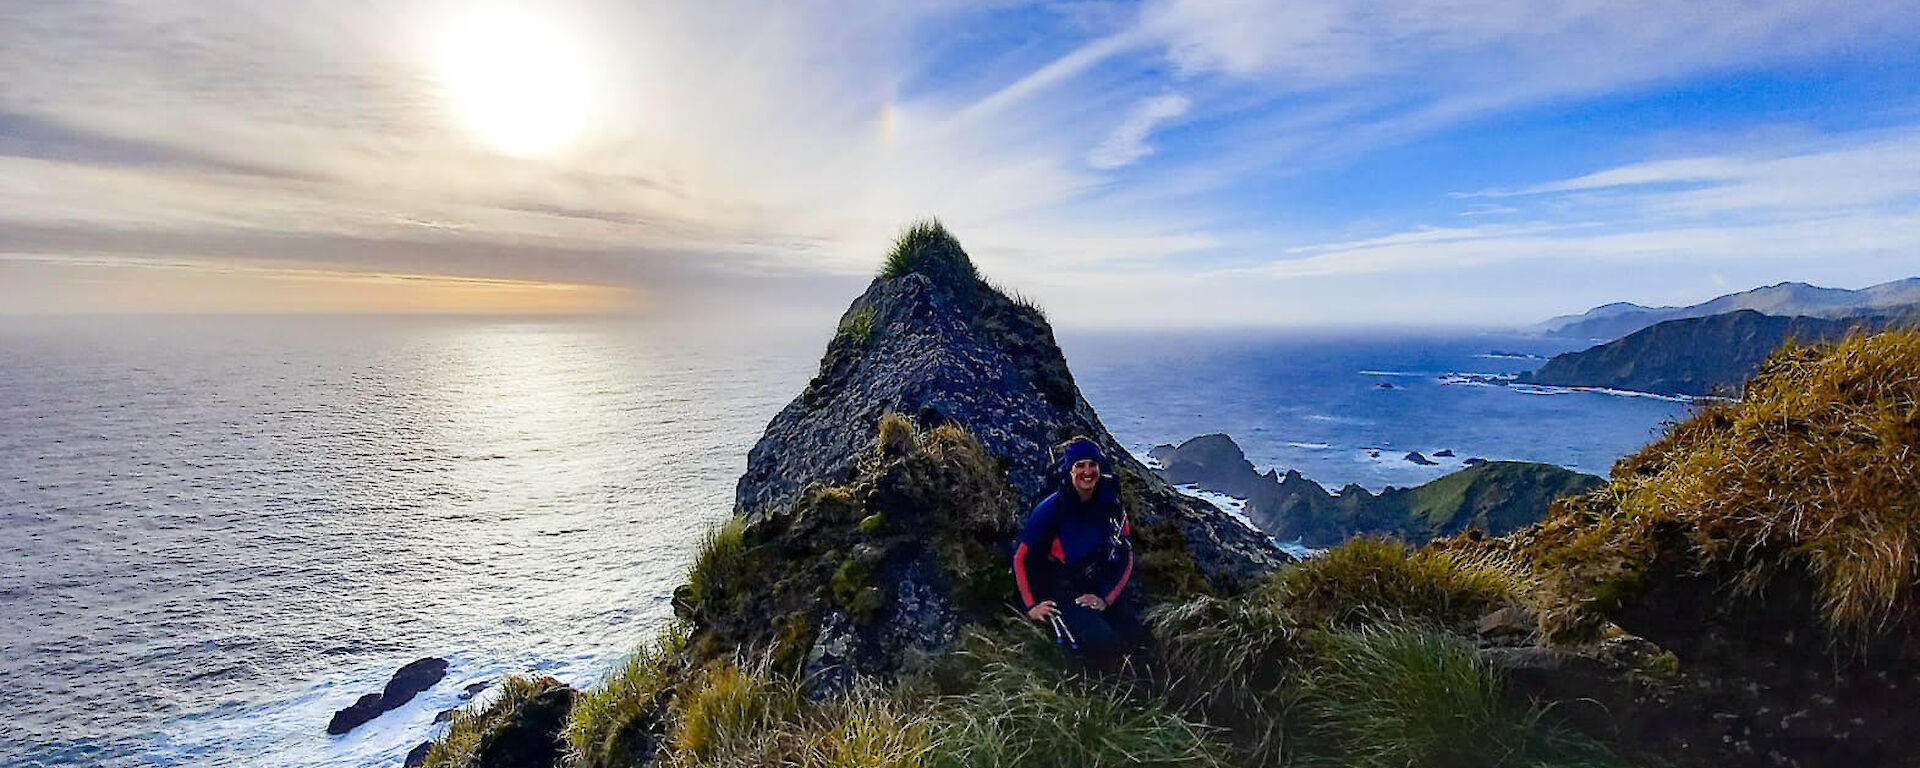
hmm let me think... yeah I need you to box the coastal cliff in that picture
[1520,308,1911,396]
[418,224,1920,768]
[1150,433,1603,547]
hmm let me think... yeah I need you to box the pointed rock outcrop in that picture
[734,223,1284,590]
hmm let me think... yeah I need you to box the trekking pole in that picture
[1049,614,1079,650]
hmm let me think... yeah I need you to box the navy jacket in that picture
[1012,479,1133,608]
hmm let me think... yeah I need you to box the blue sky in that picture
[3,0,1919,326]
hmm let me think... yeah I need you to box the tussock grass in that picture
[1149,594,1308,764]
[876,411,917,458]
[1149,543,1569,766]
[653,657,934,768]
[982,279,1046,321]
[1299,626,1618,768]
[1267,538,1533,629]
[838,306,877,345]
[566,624,690,768]
[422,675,568,768]
[925,653,1228,768]
[1527,329,1920,635]
[668,660,805,762]
[856,413,1008,533]
[686,517,747,611]
[880,219,974,282]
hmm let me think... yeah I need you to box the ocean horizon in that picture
[1,314,1687,768]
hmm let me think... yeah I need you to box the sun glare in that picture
[431,5,595,157]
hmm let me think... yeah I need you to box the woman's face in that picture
[1070,458,1101,497]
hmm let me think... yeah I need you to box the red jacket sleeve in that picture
[1013,542,1037,608]
[1101,547,1132,604]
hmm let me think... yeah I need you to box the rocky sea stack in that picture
[732,220,1281,591]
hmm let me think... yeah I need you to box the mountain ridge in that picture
[1521,307,1920,396]
[1533,276,1920,340]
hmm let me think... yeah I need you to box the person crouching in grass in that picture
[1012,437,1143,668]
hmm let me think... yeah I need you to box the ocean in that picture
[0,315,1689,768]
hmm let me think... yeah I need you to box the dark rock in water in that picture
[1463,457,1487,466]
[327,693,386,736]
[325,657,448,735]
[1377,382,1396,389]
[434,707,457,724]
[404,741,432,767]
[1404,451,1437,465]
[385,657,449,705]
[459,679,491,699]
[1434,449,1454,457]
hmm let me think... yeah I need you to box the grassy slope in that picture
[425,225,1918,768]
[1512,328,1920,640]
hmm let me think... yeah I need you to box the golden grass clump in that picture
[656,658,934,768]
[875,411,918,458]
[566,624,690,768]
[1265,538,1534,629]
[685,517,747,611]
[1531,328,1920,634]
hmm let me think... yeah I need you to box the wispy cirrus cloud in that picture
[1087,94,1191,169]
[1251,134,1920,305]
[2,0,1918,323]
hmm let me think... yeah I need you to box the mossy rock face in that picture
[424,677,579,768]
[684,416,1021,685]
[1134,519,1216,600]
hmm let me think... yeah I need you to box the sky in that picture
[4,0,1919,327]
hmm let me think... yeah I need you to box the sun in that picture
[430,4,595,157]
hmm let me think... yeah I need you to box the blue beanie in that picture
[1062,439,1103,468]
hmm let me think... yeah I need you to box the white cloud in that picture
[1087,94,1191,169]
[1142,0,1915,87]
[2,0,1919,324]
[1252,134,1920,282]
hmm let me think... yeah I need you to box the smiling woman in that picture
[428,4,597,157]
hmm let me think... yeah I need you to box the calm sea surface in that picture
[1,316,1689,767]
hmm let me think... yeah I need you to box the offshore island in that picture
[405,223,1920,768]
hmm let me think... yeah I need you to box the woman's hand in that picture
[1027,600,1060,621]
[1074,594,1108,611]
